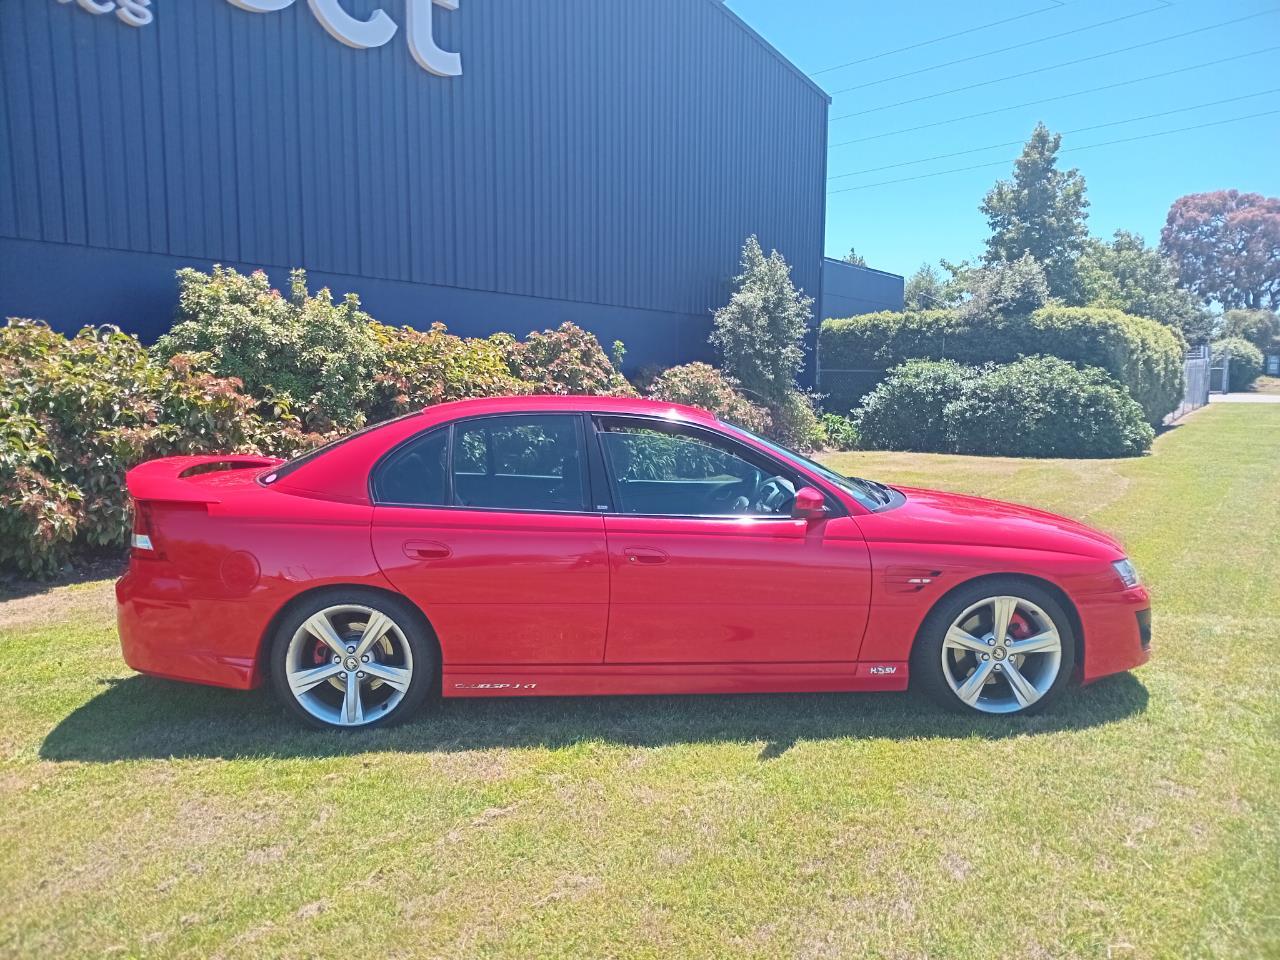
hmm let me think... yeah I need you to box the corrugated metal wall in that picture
[1,0,827,335]
[820,259,904,320]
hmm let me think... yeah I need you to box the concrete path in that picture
[1208,393,1280,404]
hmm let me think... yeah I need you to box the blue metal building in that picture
[0,0,902,373]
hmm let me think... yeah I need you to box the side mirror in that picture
[791,486,827,521]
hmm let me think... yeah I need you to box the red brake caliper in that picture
[1008,611,1033,641]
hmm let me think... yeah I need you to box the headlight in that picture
[1112,558,1140,589]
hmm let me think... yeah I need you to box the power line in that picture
[829,89,1280,179]
[829,2,1171,95]
[829,46,1279,142]
[827,109,1280,194]
[809,0,1070,77]
[828,8,1279,121]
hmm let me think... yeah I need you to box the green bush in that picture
[368,322,528,420]
[856,359,973,453]
[157,269,641,422]
[819,413,860,451]
[760,391,825,453]
[944,357,1154,458]
[0,320,321,579]
[500,322,636,397]
[1217,310,1280,356]
[857,356,1153,458]
[645,363,771,433]
[155,266,385,431]
[1212,337,1264,392]
[819,305,1185,424]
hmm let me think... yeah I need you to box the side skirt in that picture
[442,662,909,698]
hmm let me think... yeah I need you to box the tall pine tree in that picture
[981,123,1089,302]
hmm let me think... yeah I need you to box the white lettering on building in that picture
[54,0,463,78]
[57,0,154,28]
[229,0,465,76]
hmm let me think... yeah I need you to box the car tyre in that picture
[912,577,1077,716]
[269,589,435,730]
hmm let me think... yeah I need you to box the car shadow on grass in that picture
[39,672,1149,762]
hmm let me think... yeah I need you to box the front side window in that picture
[728,425,897,512]
[596,418,799,517]
[452,415,586,512]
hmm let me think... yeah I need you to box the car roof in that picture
[267,394,724,503]
[413,394,720,426]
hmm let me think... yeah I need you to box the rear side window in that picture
[372,429,448,505]
[452,415,586,512]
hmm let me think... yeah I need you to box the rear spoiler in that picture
[125,455,283,504]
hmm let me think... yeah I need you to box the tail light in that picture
[130,500,163,558]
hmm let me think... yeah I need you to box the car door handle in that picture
[624,547,668,565]
[403,540,452,561]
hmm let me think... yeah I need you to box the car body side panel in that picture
[117,492,387,690]
[602,514,871,663]
[851,539,1151,682]
[371,507,609,664]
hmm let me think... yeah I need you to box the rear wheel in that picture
[269,591,433,730]
[912,578,1076,716]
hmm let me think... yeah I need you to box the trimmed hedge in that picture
[858,357,1155,459]
[820,306,1185,424]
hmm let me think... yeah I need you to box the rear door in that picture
[593,416,871,664]
[371,414,609,665]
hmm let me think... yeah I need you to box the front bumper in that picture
[1077,585,1151,683]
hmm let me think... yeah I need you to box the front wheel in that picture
[269,591,433,730]
[912,579,1076,716]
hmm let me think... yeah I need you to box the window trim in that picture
[589,414,845,521]
[369,412,594,516]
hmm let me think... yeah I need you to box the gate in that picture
[1172,346,1212,422]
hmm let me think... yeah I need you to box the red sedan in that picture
[117,396,1151,729]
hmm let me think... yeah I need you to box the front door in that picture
[593,416,871,664]
[371,414,609,665]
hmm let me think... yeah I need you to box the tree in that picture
[711,237,824,449]
[710,236,812,403]
[980,123,1089,302]
[841,247,867,267]
[951,253,1050,321]
[1218,309,1280,355]
[903,263,949,310]
[1079,230,1210,342]
[1160,191,1280,310]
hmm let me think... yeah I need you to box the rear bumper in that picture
[116,565,259,690]
[1077,585,1151,683]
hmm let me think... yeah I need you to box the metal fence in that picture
[1171,346,1212,423]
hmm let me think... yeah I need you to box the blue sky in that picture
[725,0,1280,279]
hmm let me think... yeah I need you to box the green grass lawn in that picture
[1,404,1277,959]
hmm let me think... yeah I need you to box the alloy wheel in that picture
[940,595,1063,714]
[283,604,415,728]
